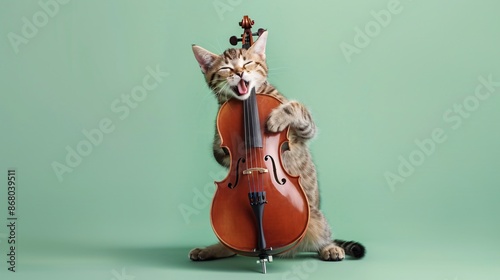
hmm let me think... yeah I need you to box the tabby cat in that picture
[189,31,365,261]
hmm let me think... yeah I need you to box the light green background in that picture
[1,0,499,279]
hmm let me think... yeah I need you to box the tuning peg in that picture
[229,36,241,46]
[250,28,266,37]
[229,28,266,46]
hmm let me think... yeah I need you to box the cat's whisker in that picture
[267,72,287,76]
[211,78,227,83]
[267,68,289,78]
[193,88,219,119]
[207,42,223,56]
[267,73,285,78]
[215,83,231,98]
[215,37,225,55]
[268,66,289,71]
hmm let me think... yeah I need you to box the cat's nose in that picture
[235,72,243,77]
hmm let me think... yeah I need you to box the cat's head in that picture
[192,31,268,103]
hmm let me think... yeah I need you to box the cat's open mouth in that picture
[231,79,250,96]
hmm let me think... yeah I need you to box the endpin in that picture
[256,255,273,274]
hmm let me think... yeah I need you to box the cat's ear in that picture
[248,31,268,60]
[192,45,218,74]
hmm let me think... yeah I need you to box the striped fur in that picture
[334,240,366,259]
[190,32,365,262]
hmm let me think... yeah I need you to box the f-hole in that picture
[264,155,286,185]
[228,157,245,189]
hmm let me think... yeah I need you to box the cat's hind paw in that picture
[319,244,345,261]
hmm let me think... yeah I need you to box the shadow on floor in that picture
[28,239,335,273]
[98,245,321,273]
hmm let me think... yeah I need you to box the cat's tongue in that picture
[237,79,248,95]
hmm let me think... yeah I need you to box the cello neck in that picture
[231,16,265,149]
[244,88,262,149]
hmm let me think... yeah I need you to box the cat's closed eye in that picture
[218,66,233,72]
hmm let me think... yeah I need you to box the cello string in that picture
[250,90,260,195]
[250,91,258,195]
[248,93,258,195]
[255,91,264,195]
[243,95,253,194]
[251,90,261,195]
[254,93,263,195]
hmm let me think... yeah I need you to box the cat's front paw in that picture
[189,244,236,261]
[189,247,212,261]
[319,244,345,261]
[266,103,294,133]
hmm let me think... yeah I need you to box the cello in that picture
[210,16,310,274]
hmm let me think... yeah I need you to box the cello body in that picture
[211,93,310,257]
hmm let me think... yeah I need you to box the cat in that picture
[189,31,365,262]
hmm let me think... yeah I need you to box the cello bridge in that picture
[243,168,268,175]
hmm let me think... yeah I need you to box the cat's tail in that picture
[333,239,366,259]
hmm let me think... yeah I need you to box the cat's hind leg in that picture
[290,208,345,261]
[299,208,366,260]
[189,242,236,261]
[277,208,344,260]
